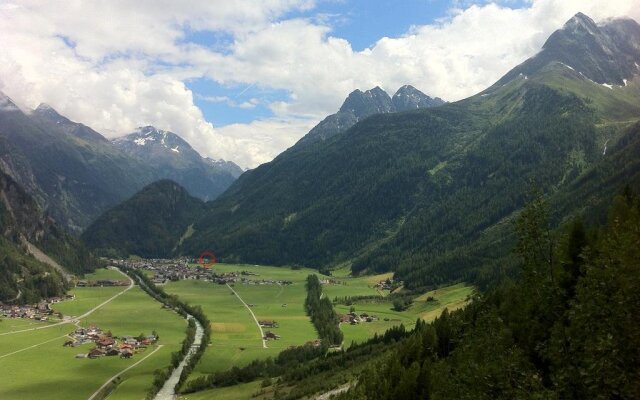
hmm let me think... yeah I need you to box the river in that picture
[154,315,204,400]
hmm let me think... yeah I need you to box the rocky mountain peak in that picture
[392,85,445,111]
[339,86,394,118]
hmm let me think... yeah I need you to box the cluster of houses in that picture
[374,278,397,291]
[319,278,343,285]
[260,320,281,340]
[0,295,73,321]
[339,312,380,325]
[114,257,293,286]
[65,325,158,359]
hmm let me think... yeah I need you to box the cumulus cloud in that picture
[0,0,639,168]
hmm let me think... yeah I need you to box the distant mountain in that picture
[112,126,240,200]
[295,85,444,147]
[205,157,244,178]
[178,14,640,290]
[0,100,240,233]
[81,180,205,258]
[0,171,98,303]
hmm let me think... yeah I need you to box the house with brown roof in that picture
[88,348,106,359]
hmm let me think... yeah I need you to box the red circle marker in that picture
[198,251,217,268]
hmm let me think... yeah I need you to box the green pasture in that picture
[0,268,186,400]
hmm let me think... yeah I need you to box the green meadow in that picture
[163,263,473,389]
[0,268,186,400]
[164,263,321,383]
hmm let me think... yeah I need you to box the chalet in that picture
[120,349,133,359]
[263,331,281,340]
[106,348,120,356]
[258,320,278,328]
[88,348,106,359]
[96,336,115,348]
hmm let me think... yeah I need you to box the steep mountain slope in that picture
[179,14,640,289]
[112,126,240,200]
[0,171,97,303]
[81,180,206,258]
[295,85,444,147]
[0,100,239,233]
[0,95,151,233]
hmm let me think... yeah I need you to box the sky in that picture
[0,0,639,168]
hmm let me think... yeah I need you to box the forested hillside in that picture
[0,171,97,303]
[82,180,206,258]
[334,189,640,399]
[179,14,640,291]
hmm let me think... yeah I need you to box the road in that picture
[227,283,268,349]
[0,267,134,337]
[0,334,69,360]
[87,344,165,400]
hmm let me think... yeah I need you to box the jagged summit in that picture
[392,85,445,111]
[113,126,194,154]
[495,12,640,87]
[297,84,444,147]
[339,86,395,117]
[0,90,20,112]
[34,103,69,123]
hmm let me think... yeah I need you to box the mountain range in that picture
[164,13,640,290]
[0,99,241,234]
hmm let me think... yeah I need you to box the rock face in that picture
[295,85,445,147]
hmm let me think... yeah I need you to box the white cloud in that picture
[0,0,639,168]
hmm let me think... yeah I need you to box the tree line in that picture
[305,274,343,346]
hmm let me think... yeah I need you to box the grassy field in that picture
[0,268,186,400]
[163,263,474,392]
[164,263,320,382]
[180,381,263,400]
[0,264,472,400]
[331,282,474,345]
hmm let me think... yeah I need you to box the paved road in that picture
[87,344,165,400]
[0,267,133,337]
[0,334,69,359]
[227,283,267,349]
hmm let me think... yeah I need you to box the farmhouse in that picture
[88,348,106,359]
[263,331,281,340]
[258,320,278,328]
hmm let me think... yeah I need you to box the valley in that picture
[0,268,186,400]
[0,6,639,400]
[0,262,470,399]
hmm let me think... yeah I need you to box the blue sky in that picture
[186,0,531,127]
